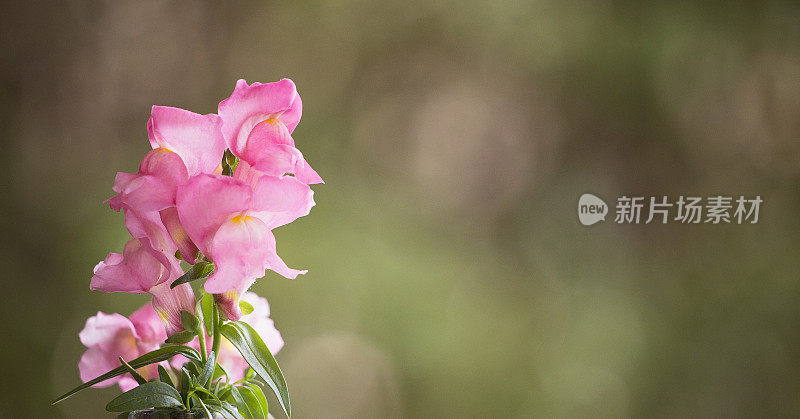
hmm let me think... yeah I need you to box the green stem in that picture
[197,326,208,363]
[211,301,222,360]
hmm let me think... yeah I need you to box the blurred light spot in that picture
[409,77,558,219]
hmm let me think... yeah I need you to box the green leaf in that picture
[118,357,147,385]
[52,345,200,405]
[198,351,216,387]
[238,301,254,316]
[181,310,201,334]
[222,161,234,176]
[184,362,200,380]
[171,261,215,289]
[207,401,246,419]
[105,382,183,412]
[165,330,196,344]
[157,365,174,387]
[246,384,269,418]
[230,386,265,419]
[179,367,192,402]
[213,363,229,383]
[224,149,239,172]
[220,321,290,417]
[194,397,213,419]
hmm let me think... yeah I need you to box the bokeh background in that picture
[2,1,800,417]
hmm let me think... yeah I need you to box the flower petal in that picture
[240,292,283,355]
[79,346,123,387]
[204,215,271,294]
[147,106,226,176]
[109,149,189,213]
[175,174,252,255]
[250,174,315,229]
[90,239,166,293]
[129,303,168,344]
[123,209,182,281]
[79,312,137,350]
[159,207,199,264]
[293,158,324,185]
[218,79,302,155]
[149,282,196,336]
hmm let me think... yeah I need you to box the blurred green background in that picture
[2,1,800,418]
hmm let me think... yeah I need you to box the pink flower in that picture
[173,292,283,382]
[91,238,196,335]
[79,304,166,391]
[175,173,313,310]
[217,79,323,185]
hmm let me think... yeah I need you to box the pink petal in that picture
[109,149,189,213]
[240,292,283,355]
[293,157,324,185]
[159,207,199,264]
[175,174,252,254]
[248,144,303,178]
[232,160,261,187]
[79,312,138,350]
[149,282,196,336]
[218,79,302,155]
[129,303,167,344]
[250,174,315,229]
[112,172,139,194]
[203,215,272,294]
[258,228,307,280]
[139,148,190,187]
[237,119,322,185]
[214,290,246,321]
[90,239,171,293]
[245,142,323,185]
[109,175,174,213]
[117,376,140,392]
[123,209,182,281]
[147,106,226,176]
[79,346,123,387]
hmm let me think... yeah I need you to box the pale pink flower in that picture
[91,238,195,335]
[79,304,166,391]
[175,173,312,319]
[217,79,323,184]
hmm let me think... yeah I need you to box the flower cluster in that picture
[55,79,321,418]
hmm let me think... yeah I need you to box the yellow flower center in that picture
[230,215,254,224]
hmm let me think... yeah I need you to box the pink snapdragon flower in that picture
[79,304,167,391]
[218,79,323,184]
[175,173,313,319]
[91,238,195,335]
[173,292,283,382]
